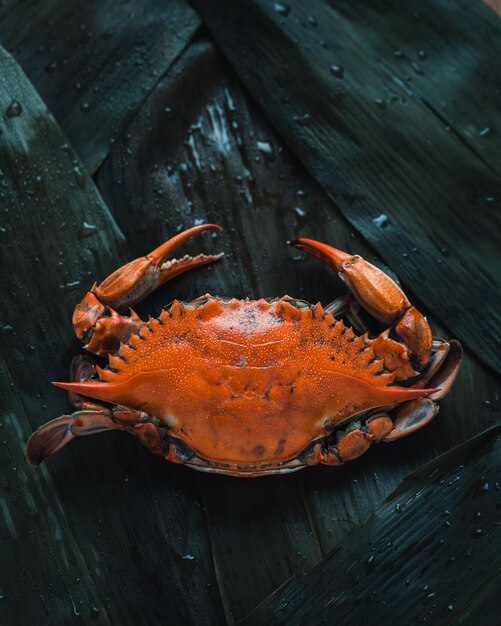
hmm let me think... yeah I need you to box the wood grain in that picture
[245,426,501,625]
[0,0,199,173]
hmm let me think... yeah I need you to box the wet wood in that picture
[0,0,199,172]
[0,46,225,626]
[245,426,501,625]
[191,0,501,373]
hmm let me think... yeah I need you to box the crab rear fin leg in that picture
[26,410,117,465]
[72,224,223,355]
[384,398,438,441]
[289,238,432,367]
[26,407,156,465]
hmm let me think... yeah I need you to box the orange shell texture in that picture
[75,297,427,465]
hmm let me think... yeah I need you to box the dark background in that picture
[0,1,500,624]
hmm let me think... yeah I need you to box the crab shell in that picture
[56,296,443,475]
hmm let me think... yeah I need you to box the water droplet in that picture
[473,528,482,538]
[80,102,91,113]
[375,99,386,109]
[364,555,376,573]
[418,50,428,60]
[480,482,489,492]
[35,175,45,190]
[373,214,389,228]
[411,62,423,75]
[182,554,195,560]
[393,50,404,59]
[256,141,273,155]
[73,166,85,188]
[479,126,493,138]
[274,3,290,16]
[330,64,344,79]
[45,62,58,73]
[6,101,22,117]
[447,604,454,612]
[163,106,175,119]
[294,113,313,126]
[395,503,401,513]
[294,207,306,217]
[80,222,97,238]
[484,399,499,411]
[308,16,318,27]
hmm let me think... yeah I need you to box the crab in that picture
[26,224,462,476]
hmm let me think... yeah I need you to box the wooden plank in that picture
[330,0,501,175]
[0,46,225,625]
[191,0,501,373]
[245,426,501,625]
[0,0,200,173]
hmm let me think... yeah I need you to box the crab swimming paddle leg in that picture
[26,407,163,465]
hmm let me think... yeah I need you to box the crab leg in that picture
[72,224,223,355]
[26,410,121,465]
[26,406,165,465]
[306,412,395,466]
[289,238,432,368]
[324,294,367,333]
[67,355,105,411]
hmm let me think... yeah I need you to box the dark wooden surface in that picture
[0,2,500,625]
[192,0,501,374]
[245,426,501,625]
[0,0,199,172]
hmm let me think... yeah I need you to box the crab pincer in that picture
[289,238,462,443]
[289,239,432,368]
[72,224,223,356]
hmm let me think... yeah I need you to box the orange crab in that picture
[26,224,462,476]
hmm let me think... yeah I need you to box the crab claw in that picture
[73,224,223,340]
[94,223,223,311]
[289,238,432,366]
